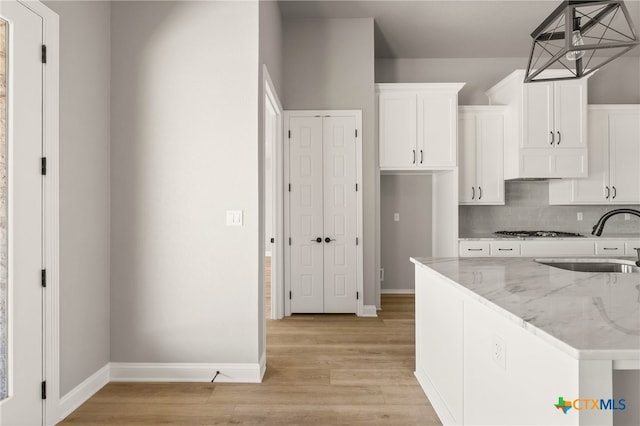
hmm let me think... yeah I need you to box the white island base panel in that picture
[412,258,639,426]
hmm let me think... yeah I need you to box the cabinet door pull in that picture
[498,248,513,251]
[478,186,482,200]
[412,150,416,164]
[612,186,617,199]
[471,187,475,200]
[557,131,561,145]
[549,131,554,145]
[420,149,423,164]
[467,248,484,251]
[605,186,610,199]
[603,247,618,251]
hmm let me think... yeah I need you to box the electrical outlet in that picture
[625,213,631,221]
[393,213,400,222]
[577,212,583,221]
[226,210,243,226]
[492,335,506,370]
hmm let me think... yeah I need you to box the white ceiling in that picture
[278,0,640,58]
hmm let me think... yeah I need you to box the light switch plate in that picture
[226,210,243,226]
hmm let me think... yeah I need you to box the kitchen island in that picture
[411,257,639,426]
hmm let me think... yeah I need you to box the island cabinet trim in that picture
[412,259,635,426]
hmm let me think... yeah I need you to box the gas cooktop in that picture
[494,230,584,238]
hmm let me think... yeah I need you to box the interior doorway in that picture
[263,66,283,320]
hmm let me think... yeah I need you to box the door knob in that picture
[311,237,322,243]
[325,237,336,243]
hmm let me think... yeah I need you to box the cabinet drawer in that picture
[595,241,625,256]
[490,242,521,257]
[459,242,490,257]
[625,241,640,256]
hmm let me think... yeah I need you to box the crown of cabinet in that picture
[486,70,590,180]
[376,83,465,171]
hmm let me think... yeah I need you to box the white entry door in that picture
[288,114,358,314]
[0,1,45,425]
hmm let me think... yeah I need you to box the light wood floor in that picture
[61,262,439,425]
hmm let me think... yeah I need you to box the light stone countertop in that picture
[411,257,640,360]
[459,233,640,241]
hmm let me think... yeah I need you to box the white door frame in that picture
[262,66,284,320]
[283,110,363,316]
[0,1,59,424]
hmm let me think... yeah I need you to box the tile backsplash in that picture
[459,181,640,236]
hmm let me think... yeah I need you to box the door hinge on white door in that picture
[288,184,291,192]
[355,129,358,138]
[41,269,46,288]
[288,130,291,139]
[356,237,359,245]
[289,237,292,246]
[41,45,47,64]
[355,183,358,192]
[41,157,47,175]
[41,381,46,400]
[289,291,292,300]
[356,291,359,300]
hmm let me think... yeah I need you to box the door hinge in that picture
[288,130,291,139]
[356,183,358,192]
[41,381,46,400]
[289,237,292,246]
[356,237,359,246]
[355,129,358,138]
[288,183,291,192]
[41,157,47,175]
[41,45,47,64]
[41,269,46,288]
[270,237,275,244]
[356,291,359,300]
[289,291,292,300]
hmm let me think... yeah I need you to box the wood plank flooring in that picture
[61,282,439,425]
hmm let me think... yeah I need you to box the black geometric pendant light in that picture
[525,0,639,82]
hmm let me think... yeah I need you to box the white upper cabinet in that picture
[486,70,589,179]
[377,83,464,170]
[549,105,640,205]
[459,107,506,205]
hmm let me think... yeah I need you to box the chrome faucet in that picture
[591,209,640,237]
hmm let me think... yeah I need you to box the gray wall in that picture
[43,1,111,396]
[376,57,640,105]
[459,182,640,236]
[381,175,432,291]
[283,18,377,305]
[110,1,261,364]
[259,0,283,355]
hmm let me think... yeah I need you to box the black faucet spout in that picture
[591,209,640,237]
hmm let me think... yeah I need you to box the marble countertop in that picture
[459,233,640,241]
[411,257,640,360]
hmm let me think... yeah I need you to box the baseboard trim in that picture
[381,289,415,294]
[110,362,263,383]
[360,304,378,317]
[58,363,110,422]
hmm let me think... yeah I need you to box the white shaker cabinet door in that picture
[458,113,477,203]
[609,112,640,204]
[417,91,457,167]
[379,92,417,168]
[553,79,587,148]
[476,113,504,204]
[523,81,554,148]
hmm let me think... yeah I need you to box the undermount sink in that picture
[535,258,640,274]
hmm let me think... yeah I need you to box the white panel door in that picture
[523,82,554,148]
[378,92,416,168]
[417,92,457,167]
[322,117,357,314]
[458,113,476,203]
[289,117,324,313]
[0,1,44,425]
[476,113,504,204]
[609,112,640,204]
[553,80,586,148]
